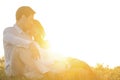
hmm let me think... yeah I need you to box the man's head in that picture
[16,6,35,32]
[16,6,35,21]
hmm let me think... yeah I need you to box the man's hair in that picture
[16,6,35,21]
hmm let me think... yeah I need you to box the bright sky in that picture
[0,0,120,68]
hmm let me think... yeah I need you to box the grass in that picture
[0,57,110,80]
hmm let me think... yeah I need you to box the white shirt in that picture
[3,24,33,76]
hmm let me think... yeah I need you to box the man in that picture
[3,6,47,79]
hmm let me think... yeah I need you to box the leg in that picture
[10,47,25,76]
[11,47,43,79]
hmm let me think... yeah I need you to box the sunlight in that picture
[47,35,78,58]
[0,0,120,69]
[34,0,120,68]
[45,27,114,67]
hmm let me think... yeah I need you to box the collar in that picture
[14,24,23,34]
[14,24,33,39]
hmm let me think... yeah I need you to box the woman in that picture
[29,20,49,49]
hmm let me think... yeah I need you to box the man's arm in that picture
[3,28,40,59]
[29,42,40,59]
[3,32,32,48]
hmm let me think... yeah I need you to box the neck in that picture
[16,21,26,32]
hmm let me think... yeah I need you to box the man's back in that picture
[3,26,18,76]
[3,24,32,76]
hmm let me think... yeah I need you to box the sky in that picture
[0,0,120,68]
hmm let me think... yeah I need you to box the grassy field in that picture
[0,57,97,80]
[1,57,120,80]
[0,58,29,80]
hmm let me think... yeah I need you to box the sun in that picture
[46,33,80,58]
[45,30,99,67]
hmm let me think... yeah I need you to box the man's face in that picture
[26,15,34,28]
[24,15,35,34]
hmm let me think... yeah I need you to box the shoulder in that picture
[3,26,14,34]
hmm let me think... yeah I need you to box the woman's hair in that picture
[32,20,48,48]
[33,20,45,38]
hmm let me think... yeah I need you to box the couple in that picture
[3,6,97,80]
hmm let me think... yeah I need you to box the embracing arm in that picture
[3,28,40,59]
[4,33,40,59]
[3,33,31,48]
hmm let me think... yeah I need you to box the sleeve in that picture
[3,29,32,48]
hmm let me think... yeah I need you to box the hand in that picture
[29,42,40,59]
[42,40,50,49]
